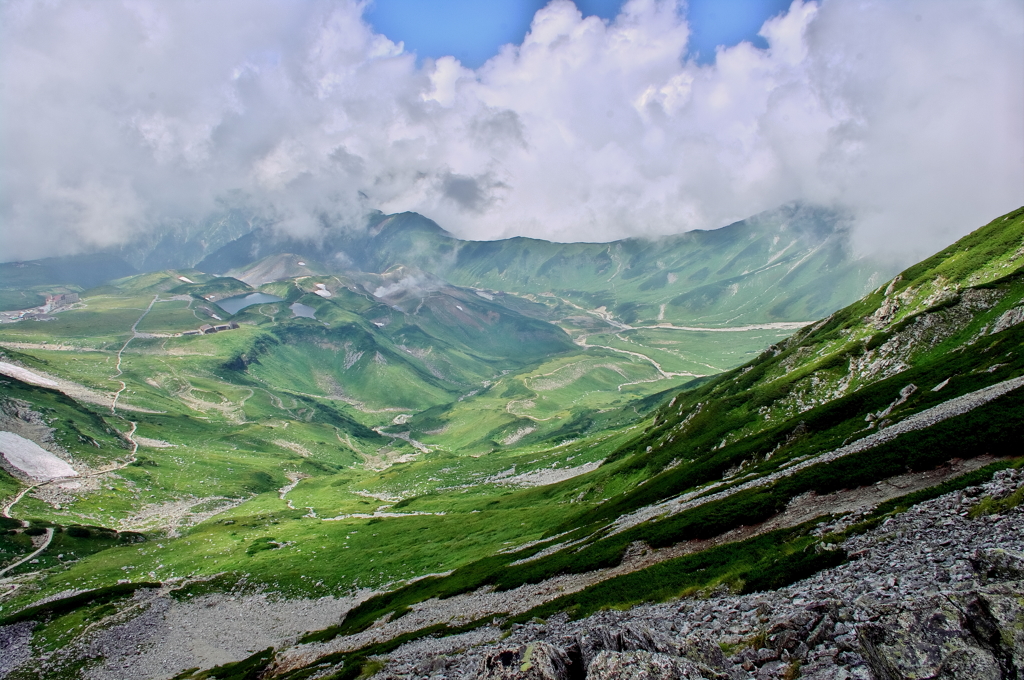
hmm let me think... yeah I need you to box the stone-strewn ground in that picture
[0,589,373,680]
[367,468,1024,680]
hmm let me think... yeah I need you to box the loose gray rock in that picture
[971,548,1024,581]
[373,468,1024,680]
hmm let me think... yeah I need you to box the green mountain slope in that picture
[370,204,887,326]
[222,205,1023,674]
[216,207,1017,675]
[215,266,578,413]
[0,207,1018,679]
[535,205,1024,532]
[194,204,893,327]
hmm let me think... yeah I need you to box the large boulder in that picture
[575,623,679,667]
[476,641,577,680]
[857,593,1007,679]
[586,650,722,680]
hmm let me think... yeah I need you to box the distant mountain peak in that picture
[369,212,453,239]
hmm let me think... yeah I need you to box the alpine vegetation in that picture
[1,1,1022,678]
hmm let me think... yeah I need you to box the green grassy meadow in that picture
[0,254,788,613]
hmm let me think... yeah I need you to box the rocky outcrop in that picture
[0,622,35,677]
[856,591,1011,680]
[477,641,575,679]
[990,305,1024,335]
[474,626,731,680]
[767,286,1009,422]
[371,468,1024,680]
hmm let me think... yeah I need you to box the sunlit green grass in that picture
[584,326,797,374]
[0,259,807,616]
[134,298,207,333]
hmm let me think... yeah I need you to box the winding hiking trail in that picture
[0,528,54,578]
[648,321,811,332]
[554,294,810,334]
[1,486,37,524]
[557,297,807,386]
[110,295,158,414]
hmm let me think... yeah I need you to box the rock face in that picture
[371,468,1024,680]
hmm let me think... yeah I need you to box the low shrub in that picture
[0,582,161,627]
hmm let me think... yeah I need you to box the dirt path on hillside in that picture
[0,527,54,577]
[552,294,809,334]
[0,355,159,414]
[610,374,1024,535]
[574,335,700,381]
[110,295,158,414]
[0,343,106,352]
[647,321,810,332]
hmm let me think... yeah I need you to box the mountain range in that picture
[1,203,889,327]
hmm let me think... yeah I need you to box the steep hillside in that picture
[0,254,137,312]
[226,254,327,287]
[215,266,578,413]
[161,206,1023,679]
[117,208,268,272]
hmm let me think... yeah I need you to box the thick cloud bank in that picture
[1,0,1021,262]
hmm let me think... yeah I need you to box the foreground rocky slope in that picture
[373,468,1024,679]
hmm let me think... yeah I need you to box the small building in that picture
[214,324,231,331]
[45,292,79,308]
[199,324,215,334]
[229,322,240,329]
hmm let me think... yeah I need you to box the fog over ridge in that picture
[1,0,1021,264]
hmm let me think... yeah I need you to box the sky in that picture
[1,0,1022,264]
[365,0,793,67]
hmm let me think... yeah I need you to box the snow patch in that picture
[0,362,58,388]
[0,431,78,481]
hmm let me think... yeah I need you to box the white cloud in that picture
[1,0,1021,263]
